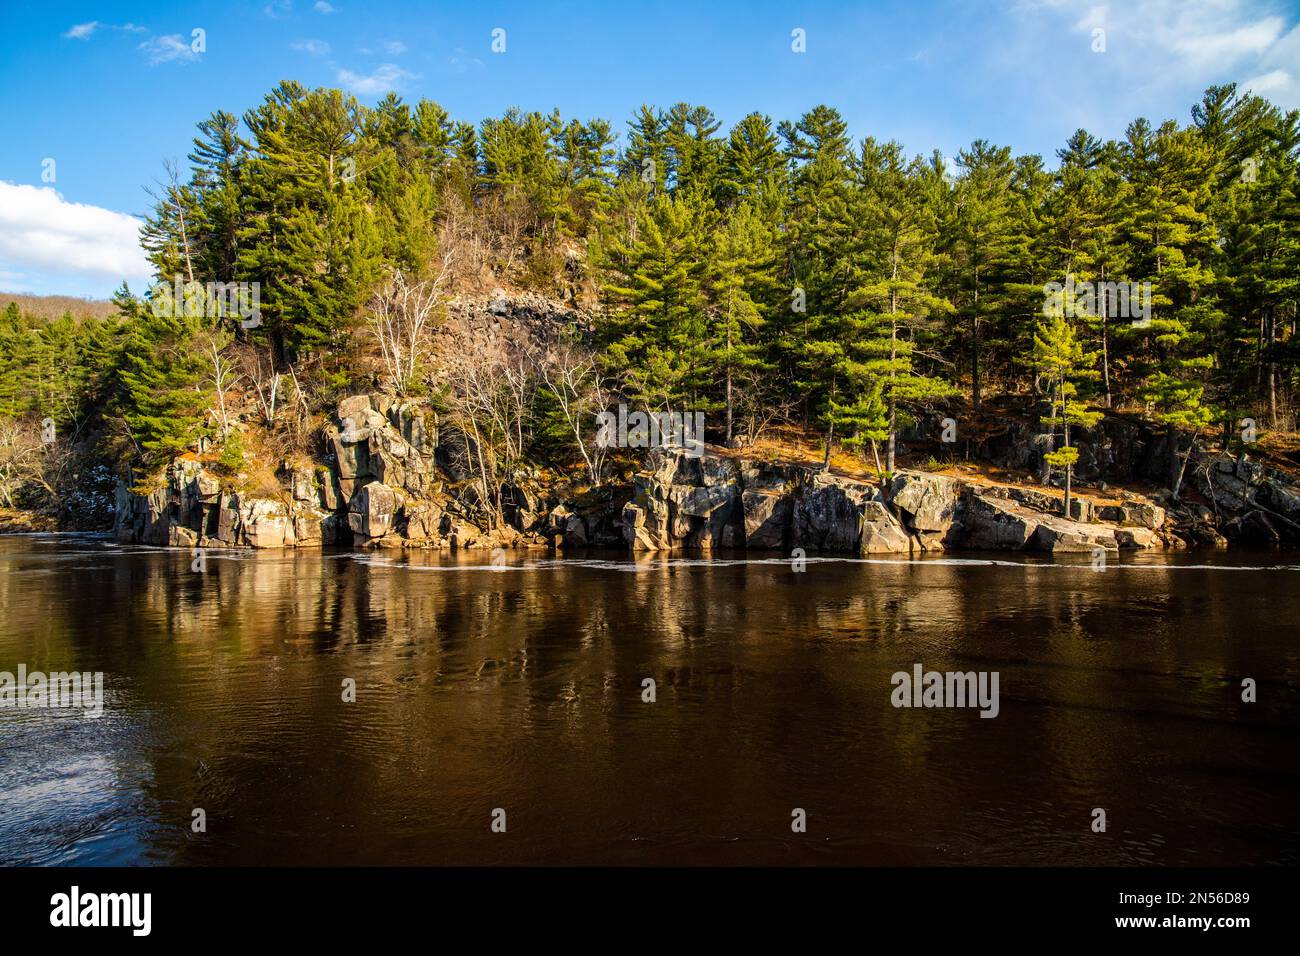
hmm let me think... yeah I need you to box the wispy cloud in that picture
[0,182,151,289]
[292,39,332,56]
[265,0,293,18]
[1168,17,1285,66]
[384,40,407,56]
[314,1,336,13]
[63,22,100,40]
[138,34,200,66]
[336,63,419,95]
[448,47,483,73]
[63,21,148,41]
[1242,67,1291,94]
[1012,0,1300,111]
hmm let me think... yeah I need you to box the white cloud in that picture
[265,1,293,17]
[292,39,332,56]
[139,34,200,65]
[336,63,418,95]
[1242,68,1291,94]
[1247,22,1300,107]
[1053,0,1283,63]
[1012,0,1300,112]
[448,47,483,73]
[314,1,336,13]
[63,22,100,40]
[0,183,151,291]
[64,22,150,43]
[1168,17,1285,66]
[384,40,407,55]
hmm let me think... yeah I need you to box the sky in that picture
[2,0,1299,298]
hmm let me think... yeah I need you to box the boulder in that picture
[792,476,873,552]
[622,497,671,551]
[1115,526,1161,550]
[1096,501,1166,529]
[1031,517,1117,553]
[859,501,913,553]
[742,490,790,549]
[562,513,590,547]
[959,493,1039,550]
[243,498,293,549]
[337,394,372,424]
[401,500,444,543]
[329,424,371,482]
[215,494,242,545]
[291,469,316,502]
[674,484,739,549]
[889,472,962,548]
[348,482,400,540]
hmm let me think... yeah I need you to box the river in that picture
[1,535,1296,865]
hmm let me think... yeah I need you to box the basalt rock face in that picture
[112,395,1298,554]
[1185,453,1300,545]
[114,393,568,551]
[619,450,1171,555]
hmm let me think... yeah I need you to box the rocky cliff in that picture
[114,391,1300,555]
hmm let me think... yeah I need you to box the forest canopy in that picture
[2,80,1297,517]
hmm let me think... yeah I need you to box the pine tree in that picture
[949,140,1018,411]
[1120,118,1222,494]
[116,295,229,467]
[720,112,786,211]
[1029,310,1102,518]
[599,190,715,411]
[706,202,779,444]
[841,140,956,473]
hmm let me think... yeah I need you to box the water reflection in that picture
[0,537,1297,865]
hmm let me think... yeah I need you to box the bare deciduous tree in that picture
[199,329,242,439]
[238,343,282,428]
[367,249,454,394]
[734,365,796,448]
[0,417,72,511]
[529,340,609,485]
[426,325,537,529]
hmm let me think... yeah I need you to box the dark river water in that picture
[0,534,1297,866]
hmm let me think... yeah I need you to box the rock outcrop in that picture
[114,394,558,552]
[115,388,1300,555]
[617,449,1169,555]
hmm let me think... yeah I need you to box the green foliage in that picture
[115,295,226,466]
[30,80,1300,490]
[215,431,248,475]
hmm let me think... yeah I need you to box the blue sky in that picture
[3,0,1299,298]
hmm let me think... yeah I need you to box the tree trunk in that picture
[1062,420,1072,518]
[725,339,733,446]
[1167,423,1181,498]
[971,268,982,411]
[1171,428,1200,502]
[886,277,898,472]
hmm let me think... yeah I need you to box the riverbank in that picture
[100,391,1300,556]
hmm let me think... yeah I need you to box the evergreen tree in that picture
[1030,309,1102,518]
